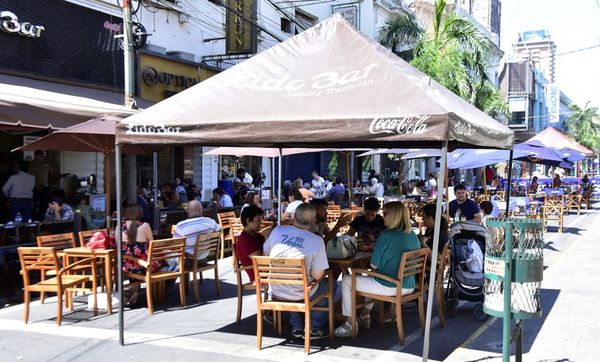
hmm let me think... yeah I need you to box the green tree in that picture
[565,102,600,152]
[378,0,508,117]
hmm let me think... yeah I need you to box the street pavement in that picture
[0,205,598,362]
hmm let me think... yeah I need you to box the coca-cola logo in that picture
[453,120,476,137]
[369,115,429,135]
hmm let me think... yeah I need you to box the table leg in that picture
[105,255,113,314]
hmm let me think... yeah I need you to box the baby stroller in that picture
[445,221,488,321]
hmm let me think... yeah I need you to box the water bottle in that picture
[15,212,22,224]
[454,209,461,223]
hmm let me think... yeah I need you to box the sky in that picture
[500,0,600,109]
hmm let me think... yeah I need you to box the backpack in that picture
[326,235,357,259]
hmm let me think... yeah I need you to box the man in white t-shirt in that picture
[263,203,330,339]
[174,200,221,261]
[311,170,325,190]
[425,173,437,195]
[368,178,384,197]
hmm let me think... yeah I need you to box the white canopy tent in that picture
[113,15,514,359]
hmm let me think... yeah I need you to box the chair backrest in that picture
[397,248,429,292]
[18,247,60,286]
[37,233,76,251]
[191,231,221,261]
[78,229,108,247]
[147,237,186,271]
[217,211,237,227]
[435,243,450,287]
[252,256,308,299]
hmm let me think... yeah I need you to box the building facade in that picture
[512,30,556,83]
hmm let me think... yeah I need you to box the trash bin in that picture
[483,217,544,362]
[483,217,544,319]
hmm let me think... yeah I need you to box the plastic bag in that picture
[465,239,484,273]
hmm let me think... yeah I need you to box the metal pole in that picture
[278,148,283,224]
[516,319,523,362]
[153,151,159,234]
[122,0,135,106]
[115,144,124,346]
[422,141,447,362]
[506,150,514,215]
[502,221,514,362]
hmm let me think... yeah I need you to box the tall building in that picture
[455,0,501,45]
[512,30,557,83]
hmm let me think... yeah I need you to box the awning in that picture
[0,74,151,129]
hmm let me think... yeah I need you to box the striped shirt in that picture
[173,217,221,259]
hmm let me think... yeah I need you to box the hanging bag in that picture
[326,235,357,259]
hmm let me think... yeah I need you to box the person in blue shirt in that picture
[448,184,481,223]
[327,176,346,205]
[334,201,421,337]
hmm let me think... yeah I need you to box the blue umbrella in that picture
[514,141,571,167]
[447,149,534,169]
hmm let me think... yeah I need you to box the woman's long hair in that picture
[382,201,412,233]
[124,204,143,244]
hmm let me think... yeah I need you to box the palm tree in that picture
[378,0,506,116]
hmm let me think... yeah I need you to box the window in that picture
[280,18,292,33]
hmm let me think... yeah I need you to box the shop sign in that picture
[1,10,44,38]
[226,0,257,54]
[142,66,199,89]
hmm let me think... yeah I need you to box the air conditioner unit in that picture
[178,12,190,24]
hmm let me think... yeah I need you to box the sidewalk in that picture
[446,207,600,362]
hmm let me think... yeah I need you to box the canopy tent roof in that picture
[116,15,513,149]
[0,74,150,130]
[203,147,367,157]
[15,114,152,155]
[528,127,594,157]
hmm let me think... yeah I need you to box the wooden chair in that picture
[217,211,237,259]
[435,243,451,328]
[326,205,341,229]
[542,195,564,233]
[183,231,221,303]
[124,237,187,314]
[78,229,108,247]
[36,233,78,304]
[252,256,334,354]
[581,190,593,209]
[564,193,581,215]
[18,247,97,325]
[351,248,429,344]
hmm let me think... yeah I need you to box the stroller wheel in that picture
[446,299,457,318]
[472,303,488,321]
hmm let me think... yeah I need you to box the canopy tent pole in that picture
[152,152,159,234]
[104,149,112,228]
[445,170,450,221]
[422,141,448,361]
[115,144,124,346]
[483,167,487,197]
[505,150,514,215]
[271,157,275,195]
[278,148,282,224]
[345,152,351,205]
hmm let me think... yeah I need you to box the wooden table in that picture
[328,252,372,275]
[64,247,116,314]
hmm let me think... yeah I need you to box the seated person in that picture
[335,201,421,337]
[294,178,314,202]
[347,197,386,244]
[420,203,449,254]
[368,178,384,198]
[282,188,304,221]
[552,174,562,188]
[480,200,494,227]
[528,176,539,194]
[240,192,262,215]
[212,187,234,209]
[235,205,265,282]
[263,203,330,339]
[448,184,482,223]
[327,177,346,205]
[488,176,502,190]
[45,196,75,222]
[412,180,426,195]
[173,200,221,262]
[581,175,592,193]
[161,183,181,210]
[309,199,351,244]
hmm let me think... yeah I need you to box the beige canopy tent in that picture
[114,15,514,359]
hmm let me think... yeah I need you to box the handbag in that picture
[326,235,357,259]
[86,230,111,250]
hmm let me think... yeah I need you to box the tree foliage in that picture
[565,102,600,152]
[378,0,508,118]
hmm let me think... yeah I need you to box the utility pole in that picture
[121,0,138,207]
